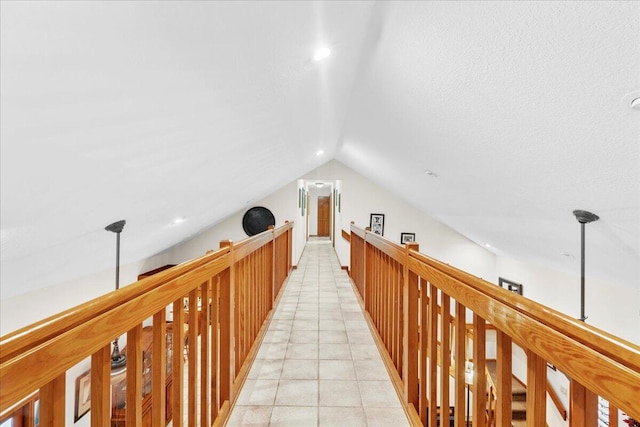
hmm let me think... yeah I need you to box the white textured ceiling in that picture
[1,1,638,300]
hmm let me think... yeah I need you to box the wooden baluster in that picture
[152,309,167,426]
[441,293,451,423]
[200,280,211,427]
[172,298,185,427]
[419,279,428,421]
[454,302,465,427]
[219,240,235,404]
[495,331,512,427]
[526,350,547,427]
[403,243,419,409]
[428,284,438,427]
[126,324,143,427]
[211,275,220,421]
[609,402,618,427]
[39,373,65,427]
[91,344,111,426]
[473,314,487,427]
[570,380,598,427]
[188,288,198,426]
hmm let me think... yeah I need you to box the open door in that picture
[317,196,330,237]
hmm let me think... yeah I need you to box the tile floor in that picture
[226,238,410,427]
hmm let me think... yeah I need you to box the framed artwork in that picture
[75,370,91,422]
[499,277,523,295]
[400,232,415,244]
[370,213,385,236]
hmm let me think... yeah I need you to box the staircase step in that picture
[486,360,527,397]
[512,400,527,420]
[512,421,527,427]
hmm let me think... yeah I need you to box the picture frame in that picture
[400,232,415,244]
[75,370,91,422]
[370,213,385,236]
[498,277,523,295]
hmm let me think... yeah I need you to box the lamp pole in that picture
[106,220,127,370]
[572,210,599,322]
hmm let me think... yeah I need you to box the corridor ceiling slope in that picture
[336,1,639,289]
[0,1,638,302]
[0,1,374,298]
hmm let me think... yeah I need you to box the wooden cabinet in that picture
[110,324,175,427]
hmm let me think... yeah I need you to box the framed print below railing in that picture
[400,232,415,244]
[75,370,91,422]
[499,277,523,295]
[370,213,385,236]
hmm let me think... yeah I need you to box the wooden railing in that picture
[349,223,640,427]
[0,221,294,427]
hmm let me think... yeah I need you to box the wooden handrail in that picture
[349,222,640,424]
[0,246,231,364]
[341,229,350,242]
[0,221,295,425]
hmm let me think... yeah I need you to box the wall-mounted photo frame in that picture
[499,277,523,295]
[75,370,91,422]
[370,213,385,236]
[400,232,415,244]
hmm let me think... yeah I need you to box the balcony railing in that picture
[348,223,639,427]
[0,221,294,427]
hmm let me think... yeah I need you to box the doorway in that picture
[317,196,330,237]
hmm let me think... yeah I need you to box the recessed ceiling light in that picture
[316,150,324,156]
[631,97,640,111]
[424,169,438,178]
[173,217,186,225]
[316,182,324,188]
[484,243,492,248]
[313,46,331,61]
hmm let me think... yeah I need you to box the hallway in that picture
[226,238,410,426]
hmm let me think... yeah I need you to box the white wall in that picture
[302,160,497,280]
[165,180,300,265]
[0,251,173,336]
[496,256,638,344]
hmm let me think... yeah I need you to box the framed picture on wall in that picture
[370,213,385,236]
[499,277,523,295]
[400,232,415,244]
[75,370,91,422]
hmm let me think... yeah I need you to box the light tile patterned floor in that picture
[227,238,410,427]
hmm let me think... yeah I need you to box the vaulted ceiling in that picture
[1,1,638,300]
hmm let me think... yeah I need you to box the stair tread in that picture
[486,360,527,395]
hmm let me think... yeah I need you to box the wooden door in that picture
[317,196,330,237]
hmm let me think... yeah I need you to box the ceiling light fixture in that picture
[484,243,492,249]
[631,97,640,111]
[316,150,324,156]
[313,46,331,61]
[316,182,324,188]
[424,170,438,178]
[173,217,186,225]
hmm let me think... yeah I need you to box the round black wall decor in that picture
[242,206,276,236]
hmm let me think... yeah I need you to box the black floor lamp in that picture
[572,210,599,322]
[106,219,127,371]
